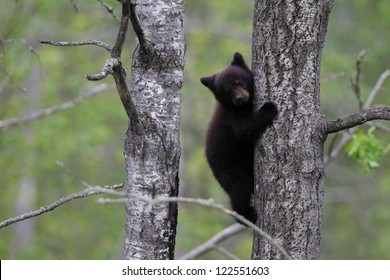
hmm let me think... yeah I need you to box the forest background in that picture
[0,0,389,259]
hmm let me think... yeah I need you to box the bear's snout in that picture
[232,88,250,106]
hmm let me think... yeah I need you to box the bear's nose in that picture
[236,96,245,105]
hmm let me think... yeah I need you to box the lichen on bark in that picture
[122,0,185,260]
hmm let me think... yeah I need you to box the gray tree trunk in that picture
[122,0,185,260]
[252,0,334,259]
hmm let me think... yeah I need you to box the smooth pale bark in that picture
[252,0,334,259]
[122,0,185,260]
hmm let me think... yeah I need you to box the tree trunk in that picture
[252,0,334,259]
[122,0,185,260]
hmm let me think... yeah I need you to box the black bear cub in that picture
[200,52,278,224]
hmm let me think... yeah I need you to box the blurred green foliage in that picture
[0,0,389,260]
[345,127,390,172]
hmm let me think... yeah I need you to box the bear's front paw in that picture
[258,102,278,121]
[260,102,278,116]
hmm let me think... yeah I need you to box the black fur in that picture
[200,52,278,223]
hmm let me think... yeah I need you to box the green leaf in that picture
[344,128,387,173]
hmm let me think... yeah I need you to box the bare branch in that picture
[40,40,112,52]
[369,121,390,133]
[98,0,119,21]
[56,160,126,196]
[0,183,124,229]
[0,83,111,130]
[326,133,340,158]
[0,38,20,45]
[85,58,120,81]
[350,50,366,110]
[179,223,247,260]
[0,38,44,83]
[111,62,141,132]
[129,0,153,54]
[98,195,293,260]
[56,161,94,190]
[104,1,142,129]
[326,106,390,134]
[214,246,241,260]
[111,1,131,57]
[40,1,142,132]
[1,38,43,91]
[365,69,390,109]
[325,68,390,165]
[0,63,26,92]
[92,0,142,131]
[69,0,80,12]
[325,130,353,166]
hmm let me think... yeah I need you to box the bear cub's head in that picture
[201,52,253,109]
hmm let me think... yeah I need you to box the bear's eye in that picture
[224,88,229,94]
[235,79,243,86]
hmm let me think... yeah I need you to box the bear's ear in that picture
[231,52,246,67]
[200,75,216,90]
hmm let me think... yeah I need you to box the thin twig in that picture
[365,69,390,109]
[69,0,80,12]
[368,121,390,133]
[98,195,293,260]
[325,132,352,166]
[326,133,340,158]
[0,83,111,130]
[98,0,119,21]
[179,223,247,260]
[0,38,44,84]
[214,247,241,260]
[350,50,366,110]
[0,38,21,45]
[56,161,92,189]
[0,63,26,92]
[41,40,112,52]
[56,161,125,197]
[0,183,124,229]
[27,45,45,83]
[1,38,40,92]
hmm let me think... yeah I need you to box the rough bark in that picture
[252,0,334,259]
[122,0,185,260]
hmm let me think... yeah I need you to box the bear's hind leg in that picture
[215,167,257,224]
[229,190,257,224]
